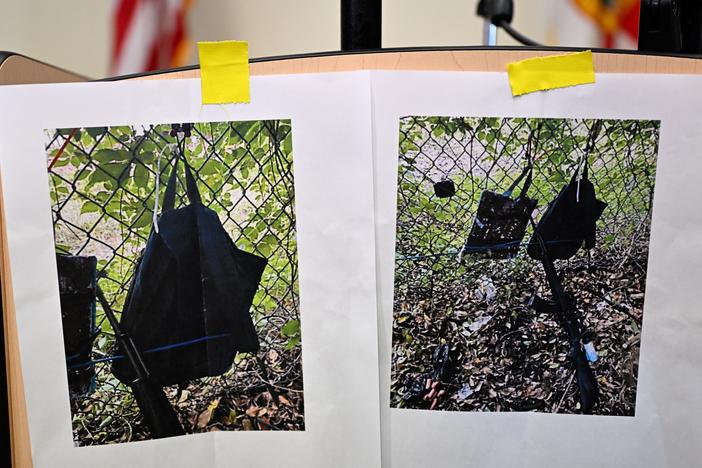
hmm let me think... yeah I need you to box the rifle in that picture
[528,217,599,414]
[95,285,184,438]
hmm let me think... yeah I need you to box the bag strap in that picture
[517,164,533,199]
[183,158,202,205]
[505,122,540,199]
[573,120,603,183]
[161,136,202,213]
[161,156,178,212]
[504,163,532,198]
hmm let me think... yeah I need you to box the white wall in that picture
[0,1,112,78]
[189,0,340,61]
[0,0,598,79]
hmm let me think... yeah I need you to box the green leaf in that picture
[51,155,71,168]
[94,148,129,164]
[137,141,157,164]
[99,161,131,184]
[131,210,152,229]
[133,164,149,189]
[199,161,220,176]
[80,201,101,214]
[281,319,300,337]
[55,243,72,254]
[284,336,301,351]
[282,134,293,155]
[86,127,107,139]
[110,126,134,139]
[70,155,83,168]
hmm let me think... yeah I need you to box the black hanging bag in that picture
[527,124,607,261]
[460,163,537,259]
[112,139,267,386]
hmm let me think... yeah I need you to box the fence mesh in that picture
[392,117,659,415]
[46,120,304,445]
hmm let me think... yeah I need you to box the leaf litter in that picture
[391,246,646,416]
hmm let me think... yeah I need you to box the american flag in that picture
[111,0,192,76]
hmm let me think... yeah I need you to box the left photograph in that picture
[45,121,303,446]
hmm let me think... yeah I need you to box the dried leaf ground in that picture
[71,323,304,445]
[391,246,646,416]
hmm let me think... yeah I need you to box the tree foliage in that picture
[396,117,660,264]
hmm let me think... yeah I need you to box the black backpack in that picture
[112,142,267,386]
[527,160,607,261]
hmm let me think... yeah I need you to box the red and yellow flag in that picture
[573,0,640,48]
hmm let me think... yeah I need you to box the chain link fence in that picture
[46,120,304,445]
[395,117,659,299]
[392,117,660,415]
[396,117,658,262]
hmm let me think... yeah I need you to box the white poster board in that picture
[371,71,702,468]
[0,72,381,468]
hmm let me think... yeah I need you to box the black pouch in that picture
[57,254,97,396]
[433,179,456,198]
[461,164,537,259]
[112,140,267,386]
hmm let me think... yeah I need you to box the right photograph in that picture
[391,117,660,416]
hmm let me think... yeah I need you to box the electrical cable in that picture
[496,19,543,46]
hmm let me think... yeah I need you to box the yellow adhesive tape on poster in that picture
[198,40,250,104]
[507,50,595,97]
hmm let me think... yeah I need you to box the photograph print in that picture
[391,116,660,416]
[47,120,303,445]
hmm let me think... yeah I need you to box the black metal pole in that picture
[341,0,381,51]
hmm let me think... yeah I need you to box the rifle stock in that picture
[529,217,599,414]
[95,286,185,438]
[131,378,186,438]
[570,340,598,414]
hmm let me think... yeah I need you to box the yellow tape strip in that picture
[198,40,250,104]
[507,50,595,97]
